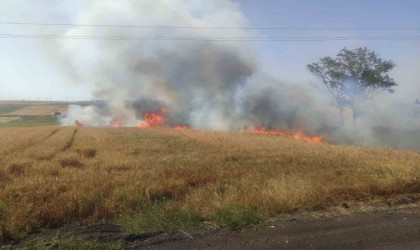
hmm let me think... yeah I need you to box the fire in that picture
[175,125,189,130]
[138,113,165,128]
[111,117,124,128]
[250,127,323,144]
[136,107,192,129]
[138,107,166,128]
[134,107,322,144]
[74,120,84,127]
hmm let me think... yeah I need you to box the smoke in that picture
[56,0,246,129]
[53,0,420,150]
[56,0,322,131]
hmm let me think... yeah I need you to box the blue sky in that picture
[0,0,419,101]
[238,1,420,91]
[240,0,419,27]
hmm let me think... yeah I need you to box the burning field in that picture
[1,0,420,247]
[75,107,325,144]
[1,126,419,243]
[54,0,342,144]
[53,0,420,151]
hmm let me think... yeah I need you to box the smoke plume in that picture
[55,0,420,150]
[57,0,321,130]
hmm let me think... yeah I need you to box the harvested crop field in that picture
[5,105,67,116]
[0,101,64,115]
[0,117,21,123]
[0,116,58,128]
[0,101,69,127]
[0,126,419,244]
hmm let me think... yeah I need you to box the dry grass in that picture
[0,127,419,241]
[76,147,97,158]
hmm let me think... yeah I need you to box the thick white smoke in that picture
[53,0,420,150]
[58,0,253,129]
[56,0,327,132]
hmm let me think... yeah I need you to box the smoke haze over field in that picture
[43,0,419,149]
[57,0,329,132]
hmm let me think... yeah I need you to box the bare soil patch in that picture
[144,206,419,250]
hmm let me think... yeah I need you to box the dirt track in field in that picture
[7,203,419,250]
[126,205,420,250]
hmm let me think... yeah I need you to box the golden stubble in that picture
[0,126,419,239]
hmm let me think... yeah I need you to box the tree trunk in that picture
[351,103,357,126]
[338,106,344,127]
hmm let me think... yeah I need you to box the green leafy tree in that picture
[307,47,397,126]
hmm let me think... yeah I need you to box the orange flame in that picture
[138,108,166,128]
[250,128,323,144]
[134,108,322,144]
[175,125,189,130]
[111,117,124,128]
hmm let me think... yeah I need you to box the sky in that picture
[0,0,419,102]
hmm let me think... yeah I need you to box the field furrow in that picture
[0,127,60,158]
[21,128,77,160]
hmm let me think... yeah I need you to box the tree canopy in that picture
[307,47,397,125]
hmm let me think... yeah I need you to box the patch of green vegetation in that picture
[0,116,58,127]
[117,203,262,235]
[0,104,27,115]
[117,203,202,234]
[210,206,263,231]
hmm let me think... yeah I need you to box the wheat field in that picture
[0,126,419,241]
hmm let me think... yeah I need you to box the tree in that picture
[307,47,397,126]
